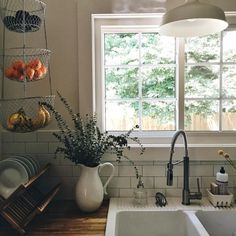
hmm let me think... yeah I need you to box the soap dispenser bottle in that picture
[216,166,228,195]
[133,175,147,205]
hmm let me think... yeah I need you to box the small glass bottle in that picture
[133,175,147,205]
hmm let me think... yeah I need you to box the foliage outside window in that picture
[104,32,176,131]
[185,31,236,131]
[103,29,236,133]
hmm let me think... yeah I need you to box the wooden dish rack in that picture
[0,163,61,234]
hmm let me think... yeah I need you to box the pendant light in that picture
[159,0,228,37]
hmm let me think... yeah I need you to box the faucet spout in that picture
[167,130,202,205]
[169,130,188,163]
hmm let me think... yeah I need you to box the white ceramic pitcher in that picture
[75,162,115,212]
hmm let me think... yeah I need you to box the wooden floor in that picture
[0,200,109,236]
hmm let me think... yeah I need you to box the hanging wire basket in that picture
[1,47,51,82]
[0,95,55,133]
[0,0,45,33]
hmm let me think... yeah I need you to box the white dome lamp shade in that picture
[159,0,228,37]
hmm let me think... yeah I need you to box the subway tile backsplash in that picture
[2,131,236,200]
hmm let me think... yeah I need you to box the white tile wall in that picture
[2,130,236,200]
[143,165,165,176]
[119,165,139,177]
[155,177,177,189]
[3,143,26,153]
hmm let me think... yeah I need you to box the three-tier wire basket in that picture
[0,0,55,133]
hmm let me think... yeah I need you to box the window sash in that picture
[103,29,178,132]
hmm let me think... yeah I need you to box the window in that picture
[92,14,236,145]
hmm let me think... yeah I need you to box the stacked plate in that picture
[0,155,40,199]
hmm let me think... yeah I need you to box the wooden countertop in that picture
[0,200,109,236]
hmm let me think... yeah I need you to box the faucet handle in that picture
[190,178,202,200]
[197,178,201,193]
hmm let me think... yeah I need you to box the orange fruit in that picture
[40,65,47,75]
[4,67,14,77]
[25,67,35,80]
[34,69,43,79]
[28,58,42,70]
[12,60,25,71]
[16,70,24,81]
[11,68,19,79]
[17,74,25,81]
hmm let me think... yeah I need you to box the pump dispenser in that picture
[216,166,228,195]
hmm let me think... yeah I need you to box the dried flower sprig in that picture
[218,149,236,169]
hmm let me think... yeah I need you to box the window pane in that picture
[185,34,220,63]
[222,100,236,130]
[185,65,219,98]
[185,100,219,131]
[141,33,175,64]
[105,101,139,131]
[222,66,236,98]
[142,100,176,130]
[104,33,139,65]
[105,67,139,99]
[142,66,175,98]
[223,31,236,62]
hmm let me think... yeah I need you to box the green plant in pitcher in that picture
[43,91,145,177]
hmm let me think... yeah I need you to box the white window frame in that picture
[92,13,236,147]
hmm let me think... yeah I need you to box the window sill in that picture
[129,143,236,148]
[126,131,236,148]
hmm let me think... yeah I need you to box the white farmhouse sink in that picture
[115,210,206,236]
[105,198,209,236]
[196,210,236,236]
[105,198,236,236]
